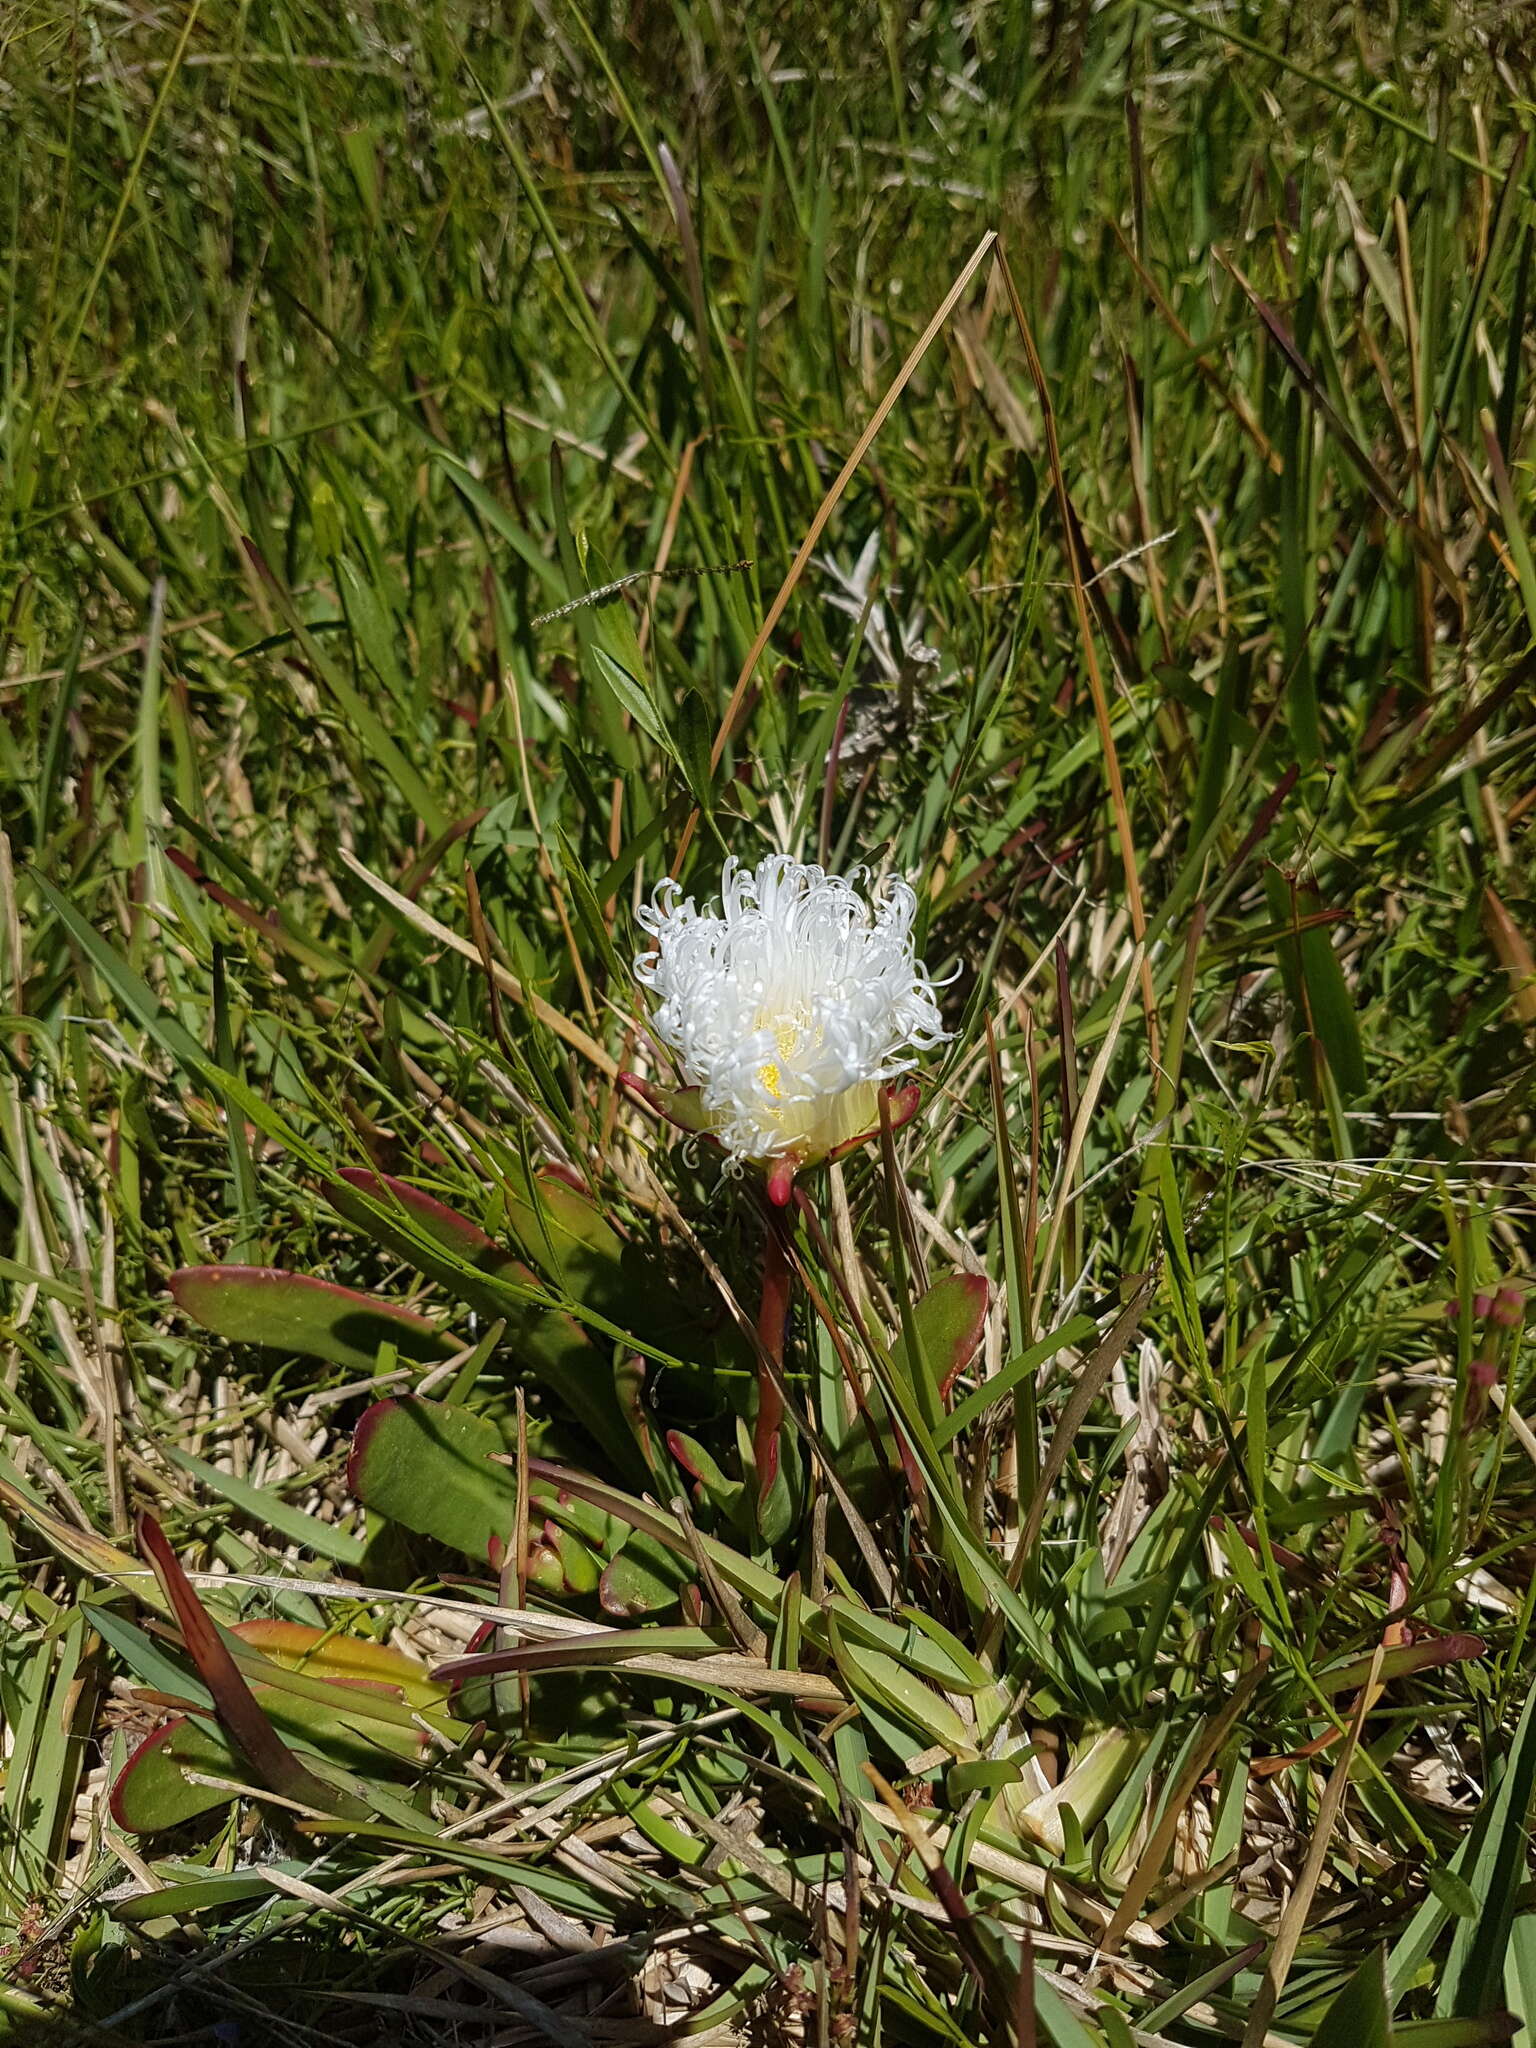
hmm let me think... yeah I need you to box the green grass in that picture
[3,0,1536,2040]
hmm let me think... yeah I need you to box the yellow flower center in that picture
[757,1016,807,1106]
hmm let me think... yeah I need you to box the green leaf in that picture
[1313,1946,1390,2048]
[240,538,451,836]
[1031,1969,1106,2048]
[666,1429,746,1516]
[1293,880,1367,1100]
[1426,1867,1483,1922]
[109,1868,303,1923]
[29,868,323,1172]
[334,554,407,705]
[947,1756,1024,1801]
[825,1616,975,1758]
[526,1459,786,1609]
[1265,869,1367,1102]
[430,449,564,595]
[500,1162,627,1288]
[1317,1634,1485,1696]
[591,644,669,748]
[85,1604,214,1706]
[108,1671,429,1838]
[528,1522,604,1597]
[1505,1915,1536,2040]
[1395,2021,1521,2048]
[230,1672,428,1765]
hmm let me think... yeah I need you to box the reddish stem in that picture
[752,1212,792,1501]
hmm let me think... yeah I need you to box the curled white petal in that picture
[634,854,950,1163]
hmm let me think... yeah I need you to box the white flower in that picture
[634,854,949,1168]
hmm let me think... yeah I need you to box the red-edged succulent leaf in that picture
[348,1398,512,1563]
[539,1161,590,1195]
[898,1272,991,1403]
[502,1162,627,1278]
[619,1073,718,1137]
[668,1431,705,1484]
[109,1665,436,1834]
[349,1394,614,1578]
[525,1541,566,1594]
[614,1353,654,1464]
[599,1535,686,1618]
[335,1168,514,1267]
[339,1151,734,1431]
[230,1620,445,1707]
[526,1458,780,1609]
[525,1458,685,1553]
[110,1716,242,1833]
[135,1514,363,1817]
[826,1082,923,1163]
[169,1266,455,1371]
[518,1522,603,1596]
[666,1430,743,1509]
[329,1168,546,1322]
[231,1672,430,1762]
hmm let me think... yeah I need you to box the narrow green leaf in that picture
[160,1443,365,1565]
[1439,1679,1536,2017]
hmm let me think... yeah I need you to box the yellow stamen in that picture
[760,1061,782,1100]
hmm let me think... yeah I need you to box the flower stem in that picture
[752,1210,791,1502]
